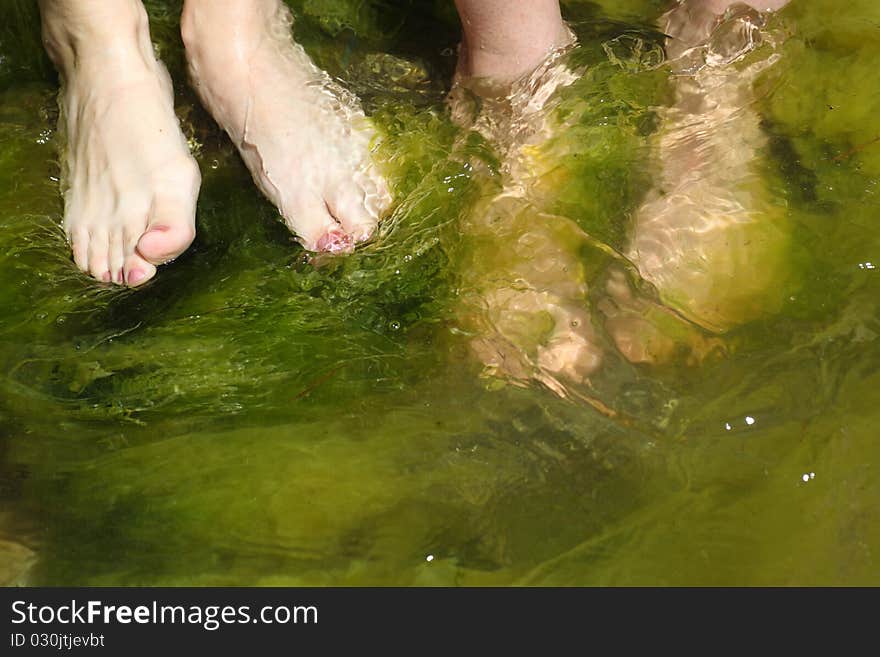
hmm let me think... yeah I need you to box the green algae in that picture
[0,0,878,585]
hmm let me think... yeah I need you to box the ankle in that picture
[453,0,568,81]
[181,0,283,55]
[457,23,571,81]
[40,0,153,75]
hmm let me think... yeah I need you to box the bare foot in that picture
[600,269,725,366]
[458,193,603,398]
[40,0,200,286]
[602,0,792,361]
[449,4,597,395]
[181,0,390,253]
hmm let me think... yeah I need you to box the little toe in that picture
[365,170,393,219]
[123,253,157,287]
[87,232,111,282]
[69,227,90,273]
[108,230,126,285]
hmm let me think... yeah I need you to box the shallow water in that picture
[0,0,878,585]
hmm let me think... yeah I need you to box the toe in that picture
[123,253,157,287]
[87,230,111,282]
[365,169,393,219]
[108,229,126,284]
[135,194,197,266]
[287,195,352,254]
[316,229,354,254]
[327,185,379,244]
[69,227,90,273]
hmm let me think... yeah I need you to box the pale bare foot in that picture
[181,0,390,253]
[602,0,792,362]
[450,4,599,396]
[458,193,603,398]
[40,0,200,286]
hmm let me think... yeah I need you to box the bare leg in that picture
[451,2,595,395]
[453,0,570,82]
[603,0,792,363]
[181,0,390,253]
[449,0,579,174]
[39,0,200,286]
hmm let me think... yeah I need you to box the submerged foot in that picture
[605,0,792,347]
[182,0,390,253]
[458,193,603,398]
[42,0,199,286]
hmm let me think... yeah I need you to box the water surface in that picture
[0,0,878,585]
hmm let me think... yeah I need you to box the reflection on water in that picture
[0,0,879,585]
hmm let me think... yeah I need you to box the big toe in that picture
[327,185,380,244]
[135,195,197,265]
[136,222,196,266]
[289,195,354,254]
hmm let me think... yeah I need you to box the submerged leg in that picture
[449,0,579,175]
[458,0,794,389]
[604,0,792,363]
[181,0,391,253]
[39,0,200,286]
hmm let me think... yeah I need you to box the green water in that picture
[0,0,878,585]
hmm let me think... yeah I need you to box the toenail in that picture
[114,270,124,284]
[127,269,147,286]
[316,230,354,254]
[147,225,171,233]
[101,271,111,283]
